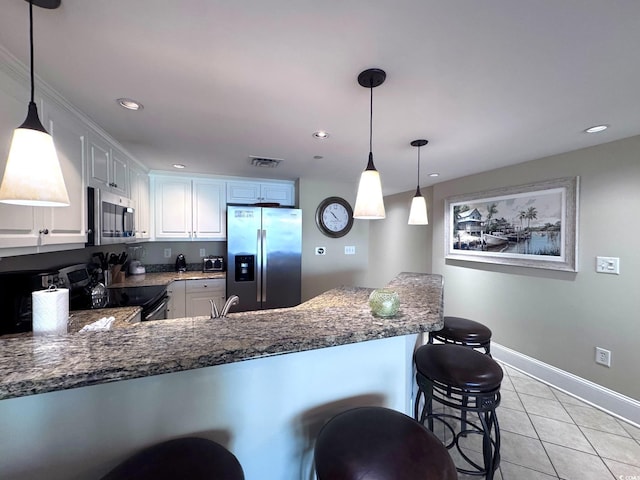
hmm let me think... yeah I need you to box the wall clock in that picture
[315,196,354,238]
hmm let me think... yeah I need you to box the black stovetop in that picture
[107,285,167,310]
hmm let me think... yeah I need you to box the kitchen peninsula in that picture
[0,272,443,480]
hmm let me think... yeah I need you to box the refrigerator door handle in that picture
[262,229,267,303]
[256,228,262,303]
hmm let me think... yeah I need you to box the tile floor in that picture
[429,362,640,479]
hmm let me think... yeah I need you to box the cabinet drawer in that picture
[185,278,225,294]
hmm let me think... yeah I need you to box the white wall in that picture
[430,135,640,400]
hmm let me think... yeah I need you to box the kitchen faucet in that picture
[210,295,240,319]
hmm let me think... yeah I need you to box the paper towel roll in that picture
[32,288,69,335]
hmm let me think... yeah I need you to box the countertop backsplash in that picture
[0,241,226,274]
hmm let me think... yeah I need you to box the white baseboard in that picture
[492,342,640,428]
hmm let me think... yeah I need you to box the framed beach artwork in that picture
[444,177,579,272]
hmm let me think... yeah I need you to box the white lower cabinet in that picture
[185,278,226,318]
[166,279,226,319]
[166,280,186,319]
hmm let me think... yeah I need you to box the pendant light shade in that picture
[0,0,69,207]
[408,139,429,225]
[353,68,386,220]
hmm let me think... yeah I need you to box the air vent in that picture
[250,156,282,168]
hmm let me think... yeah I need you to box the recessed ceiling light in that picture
[117,98,144,111]
[312,131,330,139]
[584,124,608,133]
[172,164,186,169]
[428,173,439,177]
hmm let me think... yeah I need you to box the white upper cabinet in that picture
[0,67,86,252]
[110,149,130,198]
[128,162,150,240]
[193,179,226,239]
[88,132,129,197]
[0,67,39,250]
[227,180,295,206]
[153,175,226,240]
[40,99,87,248]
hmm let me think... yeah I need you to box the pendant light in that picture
[408,139,429,225]
[353,68,386,219]
[0,0,69,207]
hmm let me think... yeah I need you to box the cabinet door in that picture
[227,181,261,204]
[110,149,129,197]
[0,69,38,249]
[192,179,226,239]
[261,183,294,206]
[87,133,110,190]
[129,163,150,239]
[154,177,192,239]
[227,180,294,206]
[40,100,87,247]
[185,279,225,317]
[185,293,215,317]
[166,280,186,319]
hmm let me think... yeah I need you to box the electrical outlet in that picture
[200,248,206,257]
[315,247,326,256]
[164,248,172,258]
[595,347,611,367]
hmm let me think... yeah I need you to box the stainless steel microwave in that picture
[87,187,136,246]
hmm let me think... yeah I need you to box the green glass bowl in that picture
[369,288,400,317]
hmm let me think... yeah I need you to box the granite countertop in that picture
[0,272,443,400]
[108,271,225,288]
[68,307,142,333]
[0,307,141,339]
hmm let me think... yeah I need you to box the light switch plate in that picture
[596,256,620,274]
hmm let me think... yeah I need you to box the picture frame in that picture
[444,177,579,271]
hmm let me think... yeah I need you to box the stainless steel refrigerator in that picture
[226,205,302,312]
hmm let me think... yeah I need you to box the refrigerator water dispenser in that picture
[235,255,255,282]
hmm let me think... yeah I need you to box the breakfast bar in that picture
[0,272,443,480]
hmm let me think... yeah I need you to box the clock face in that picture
[322,203,349,232]
[316,197,354,238]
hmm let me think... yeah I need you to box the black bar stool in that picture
[100,437,244,480]
[429,316,492,355]
[414,344,503,480]
[315,406,457,480]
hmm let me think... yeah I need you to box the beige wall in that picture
[366,189,433,287]
[298,180,434,298]
[430,135,640,400]
[298,178,370,301]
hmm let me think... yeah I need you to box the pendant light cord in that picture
[29,0,35,103]
[369,84,373,153]
[416,146,421,187]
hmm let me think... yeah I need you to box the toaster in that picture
[203,256,224,272]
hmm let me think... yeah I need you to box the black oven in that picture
[0,270,59,334]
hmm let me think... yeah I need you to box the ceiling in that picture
[1,0,639,196]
